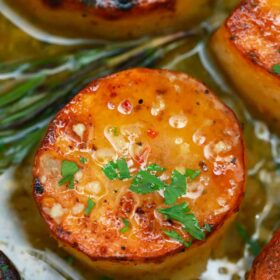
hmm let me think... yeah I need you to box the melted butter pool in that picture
[0,0,280,279]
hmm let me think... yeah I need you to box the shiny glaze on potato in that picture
[33,68,245,275]
[10,0,213,40]
[211,0,280,133]
[248,229,280,280]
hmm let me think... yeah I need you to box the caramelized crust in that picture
[211,0,280,132]
[226,0,280,76]
[33,68,245,274]
[8,0,213,39]
[248,229,280,280]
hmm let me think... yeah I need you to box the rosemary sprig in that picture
[0,31,196,173]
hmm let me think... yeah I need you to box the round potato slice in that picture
[248,229,280,280]
[33,68,245,276]
[211,0,280,133]
[8,0,213,40]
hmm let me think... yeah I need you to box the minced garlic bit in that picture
[72,203,85,215]
[49,203,65,220]
[72,123,86,138]
[169,113,188,129]
[151,96,165,116]
[75,170,83,181]
[41,176,47,184]
[85,181,102,195]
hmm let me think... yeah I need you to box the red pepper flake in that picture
[147,129,159,139]
[118,99,133,115]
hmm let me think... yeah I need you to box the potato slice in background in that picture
[248,229,280,280]
[8,0,214,40]
[33,68,245,278]
[211,0,280,133]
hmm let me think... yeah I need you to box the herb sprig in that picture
[0,30,194,173]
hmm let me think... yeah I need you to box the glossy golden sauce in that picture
[0,0,279,279]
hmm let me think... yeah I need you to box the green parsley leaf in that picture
[59,160,79,189]
[163,229,192,248]
[185,169,201,180]
[85,198,95,217]
[59,175,75,189]
[146,164,166,172]
[120,218,130,233]
[158,203,205,240]
[113,127,118,136]
[236,223,261,256]
[117,158,131,179]
[272,64,280,74]
[61,160,79,177]
[102,161,118,180]
[164,170,186,205]
[102,159,131,180]
[80,157,87,164]
[130,170,165,194]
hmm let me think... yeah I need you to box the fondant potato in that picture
[33,68,245,277]
[8,0,214,40]
[211,0,280,132]
[248,229,280,280]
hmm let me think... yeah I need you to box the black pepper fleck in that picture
[34,178,44,194]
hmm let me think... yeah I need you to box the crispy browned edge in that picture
[32,68,246,264]
[247,229,280,280]
[42,0,176,20]
[223,0,280,79]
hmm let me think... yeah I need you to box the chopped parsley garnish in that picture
[85,198,95,217]
[102,158,131,180]
[80,157,87,164]
[236,223,261,256]
[163,229,192,248]
[272,64,280,74]
[59,160,79,189]
[120,218,130,233]
[164,170,186,205]
[185,169,201,180]
[159,203,205,240]
[130,170,165,194]
[146,164,166,172]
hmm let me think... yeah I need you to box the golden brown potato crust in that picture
[33,68,245,271]
[248,229,280,280]
[9,0,213,39]
[211,0,280,132]
[226,0,280,76]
